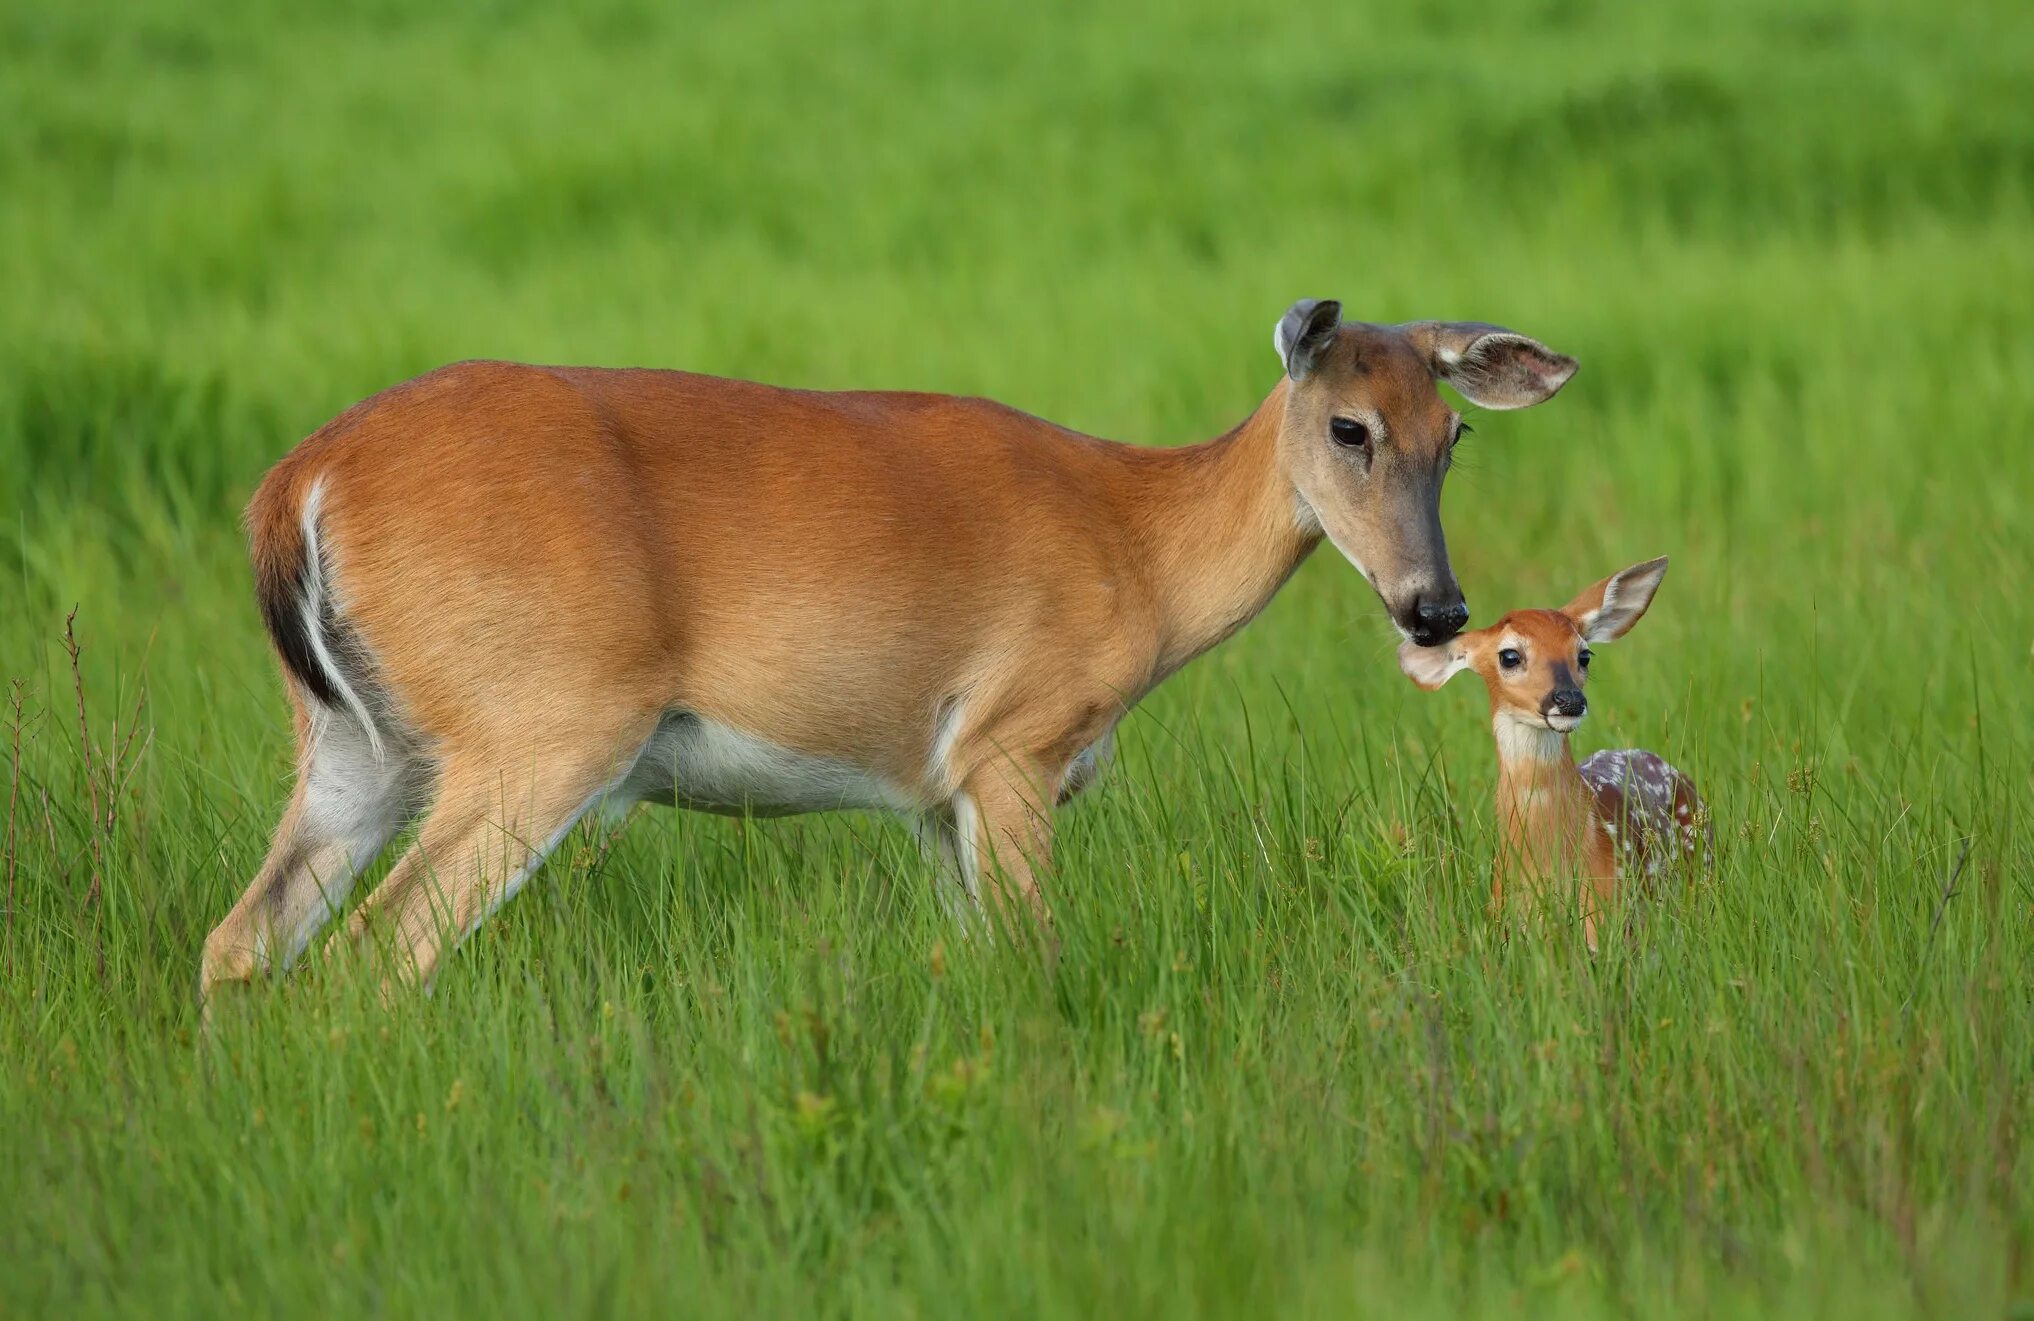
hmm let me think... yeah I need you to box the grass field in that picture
[4,1,2032,1315]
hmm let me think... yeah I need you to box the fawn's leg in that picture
[1581,867,1620,955]
[201,703,417,1002]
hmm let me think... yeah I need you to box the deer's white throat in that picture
[1493,714,1570,766]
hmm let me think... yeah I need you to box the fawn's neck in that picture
[1491,716,1598,873]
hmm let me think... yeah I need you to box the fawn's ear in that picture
[1398,639,1470,691]
[1561,557,1669,643]
[1397,321,1577,409]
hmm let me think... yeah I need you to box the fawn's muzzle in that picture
[1546,689,1587,720]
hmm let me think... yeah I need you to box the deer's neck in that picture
[1118,383,1320,678]
[1491,717,1598,874]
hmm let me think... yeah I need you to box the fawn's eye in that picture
[1578,649,1593,669]
[1498,648,1524,670]
[1329,417,1370,450]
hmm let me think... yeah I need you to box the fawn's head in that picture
[1272,299,1577,646]
[1397,558,1669,733]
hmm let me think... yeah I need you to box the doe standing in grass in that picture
[201,300,1578,1002]
[1397,558,1710,947]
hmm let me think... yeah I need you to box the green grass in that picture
[3,0,2032,1315]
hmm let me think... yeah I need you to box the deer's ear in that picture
[1274,298,1343,380]
[1398,639,1470,691]
[1561,557,1669,643]
[1398,321,1577,409]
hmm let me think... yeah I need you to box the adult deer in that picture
[200,301,1576,1001]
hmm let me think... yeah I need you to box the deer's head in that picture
[1273,300,1577,645]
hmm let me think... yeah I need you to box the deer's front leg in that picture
[952,755,1057,938]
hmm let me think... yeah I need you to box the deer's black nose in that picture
[1548,689,1587,719]
[1409,596,1469,647]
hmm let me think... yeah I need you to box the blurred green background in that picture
[2,2,2030,1317]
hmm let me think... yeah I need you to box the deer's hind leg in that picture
[341,715,657,993]
[201,699,422,1004]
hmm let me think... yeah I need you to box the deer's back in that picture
[1579,748,1710,881]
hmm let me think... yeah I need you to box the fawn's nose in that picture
[1547,689,1587,719]
[1408,596,1470,647]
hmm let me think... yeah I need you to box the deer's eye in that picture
[1329,417,1371,450]
[1578,649,1593,669]
[1498,648,1524,670]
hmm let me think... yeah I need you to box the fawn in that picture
[1397,557,1709,945]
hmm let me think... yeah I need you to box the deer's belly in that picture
[615,712,915,817]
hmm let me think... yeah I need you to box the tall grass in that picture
[3,0,2030,1315]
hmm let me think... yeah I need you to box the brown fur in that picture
[203,312,1576,1000]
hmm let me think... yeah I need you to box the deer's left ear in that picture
[1275,298,1343,380]
[1398,321,1578,409]
[1562,557,1670,643]
[1398,639,1470,691]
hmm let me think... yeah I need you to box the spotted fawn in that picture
[1398,557,1709,946]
